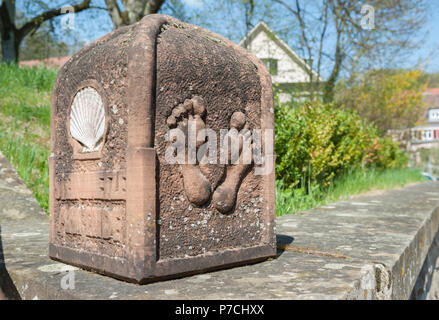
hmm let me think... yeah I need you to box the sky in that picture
[418,3,439,73]
[17,0,439,75]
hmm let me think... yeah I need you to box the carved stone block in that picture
[49,14,276,283]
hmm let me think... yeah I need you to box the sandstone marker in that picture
[49,14,275,283]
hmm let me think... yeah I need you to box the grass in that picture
[0,63,428,216]
[0,63,57,213]
[276,167,426,216]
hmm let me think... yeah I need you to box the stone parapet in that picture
[0,151,438,299]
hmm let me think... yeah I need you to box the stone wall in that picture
[411,231,439,299]
[1,150,438,299]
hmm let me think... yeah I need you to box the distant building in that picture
[407,88,439,179]
[240,21,322,103]
[411,88,439,145]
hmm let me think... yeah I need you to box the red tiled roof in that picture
[424,88,439,95]
[423,88,439,109]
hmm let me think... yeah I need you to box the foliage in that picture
[0,131,50,212]
[0,64,424,217]
[0,62,57,91]
[274,97,408,189]
[336,69,427,134]
[270,0,429,103]
[420,72,439,88]
[276,167,425,216]
[0,0,93,62]
[0,63,56,213]
[19,23,70,61]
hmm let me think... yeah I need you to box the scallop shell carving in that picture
[69,87,106,153]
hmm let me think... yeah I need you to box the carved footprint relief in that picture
[212,112,253,213]
[166,96,253,213]
[166,96,212,206]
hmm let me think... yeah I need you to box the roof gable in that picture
[240,21,321,82]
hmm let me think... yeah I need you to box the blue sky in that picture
[169,0,439,73]
[418,4,439,73]
[18,0,439,74]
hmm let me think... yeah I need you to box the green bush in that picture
[274,98,408,189]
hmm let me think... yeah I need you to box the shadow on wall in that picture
[0,226,21,300]
[410,230,439,300]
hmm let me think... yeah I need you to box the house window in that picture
[428,109,439,122]
[422,130,433,141]
[261,58,278,76]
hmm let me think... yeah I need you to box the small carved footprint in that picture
[167,96,212,206]
[212,112,253,213]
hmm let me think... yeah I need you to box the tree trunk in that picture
[1,0,92,63]
[1,29,18,62]
[323,30,343,103]
[105,0,165,29]
[145,0,166,16]
[323,46,342,103]
[0,0,18,62]
[105,0,125,28]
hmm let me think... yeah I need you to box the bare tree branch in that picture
[17,0,92,44]
[105,0,126,27]
[244,0,255,33]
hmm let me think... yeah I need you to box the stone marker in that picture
[49,14,276,283]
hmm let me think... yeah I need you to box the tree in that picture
[181,0,275,44]
[336,69,427,135]
[104,0,165,29]
[272,0,428,102]
[0,0,94,62]
[19,22,70,61]
[243,0,255,34]
[420,72,439,88]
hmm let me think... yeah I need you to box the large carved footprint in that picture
[212,112,253,214]
[167,96,212,206]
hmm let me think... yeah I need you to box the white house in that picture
[411,89,439,145]
[240,21,322,103]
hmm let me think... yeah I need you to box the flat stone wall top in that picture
[1,150,438,299]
